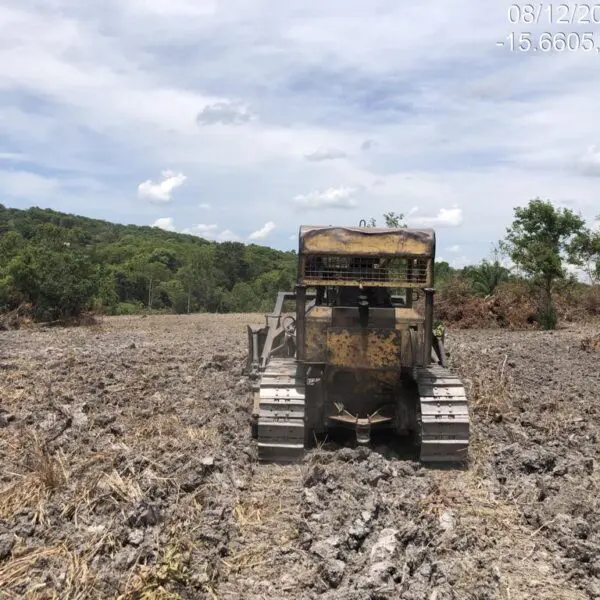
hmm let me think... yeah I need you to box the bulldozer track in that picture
[415,364,470,463]
[256,358,306,463]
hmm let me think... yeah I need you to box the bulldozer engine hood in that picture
[298,225,435,258]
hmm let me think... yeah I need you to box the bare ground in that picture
[0,314,599,600]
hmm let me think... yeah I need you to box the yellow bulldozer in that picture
[245,222,470,464]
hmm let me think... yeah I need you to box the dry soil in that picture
[0,314,599,600]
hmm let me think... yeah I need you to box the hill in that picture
[0,204,297,320]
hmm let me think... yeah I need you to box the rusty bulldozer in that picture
[245,223,470,464]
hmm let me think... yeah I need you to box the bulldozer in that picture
[245,222,470,464]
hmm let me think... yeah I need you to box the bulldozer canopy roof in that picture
[298,225,436,258]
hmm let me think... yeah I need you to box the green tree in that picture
[7,242,99,321]
[500,198,585,329]
[383,211,406,227]
[213,241,249,290]
[464,260,510,297]
[571,217,600,284]
[434,260,455,284]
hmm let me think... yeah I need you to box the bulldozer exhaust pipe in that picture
[423,287,435,365]
[296,285,306,362]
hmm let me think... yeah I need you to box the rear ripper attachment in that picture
[245,223,471,465]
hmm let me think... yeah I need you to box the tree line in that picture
[0,204,296,321]
[0,199,598,328]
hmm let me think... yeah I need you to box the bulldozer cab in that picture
[298,224,434,307]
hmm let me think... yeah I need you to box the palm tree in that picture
[466,260,510,297]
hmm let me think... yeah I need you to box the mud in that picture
[0,314,599,599]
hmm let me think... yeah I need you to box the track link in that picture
[256,358,306,463]
[415,364,470,463]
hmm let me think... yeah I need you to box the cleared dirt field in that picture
[1,314,599,600]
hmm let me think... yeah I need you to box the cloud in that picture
[152,217,176,232]
[411,207,463,228]
[181,223,240,242]
[449,255,470,269]
[196,101,254,126]
[579,145,600,177]
[181,223,218,236]
[217,229,241,242]
[0,170,60,198]
[138,170,187,203]
[292,186,357,209]
[198,203,211,209]
[361,140,376,151]
[447,244,461,253]
[304,147,347,162]
[0,152,26,161]
[248,221,276,240]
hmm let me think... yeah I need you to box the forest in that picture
[0,200,598,329]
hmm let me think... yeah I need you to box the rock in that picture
[0,413,15,428]
[201,456,215,468]
[94,414,116,427]
[369,560,396,583]
[520,449,557,474]
[127,529,144,546]
[321,558,345,587]
[370,528,398,563]
[127,504,161,528]
[367,470,386,486]
[303,464,328,487]
[439,510,455,532]
[311,539,339,560]
[0,534,14,560]
[109,424,124,436]
[181,474,204,493]
[303,488,319,505]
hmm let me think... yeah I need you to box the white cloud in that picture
[181,223,218,237]
[411,207,463,228]
[0,170,60,198]
[447,244,461,253]
[305,147,347,162]
[217,229,240,242]
[181,223,239,242]
[579,145,600,177]
[152,217,176,232]
[199,203,211,209]
[196,101,254,125]
[450,255,470,269]
[0,152,26,161]
[293,186,357,209]
[248,221,276,240]
[138,170,187,203]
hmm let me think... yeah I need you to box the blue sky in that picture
[1,0,599,267]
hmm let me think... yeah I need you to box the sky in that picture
[1,1,600,267]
